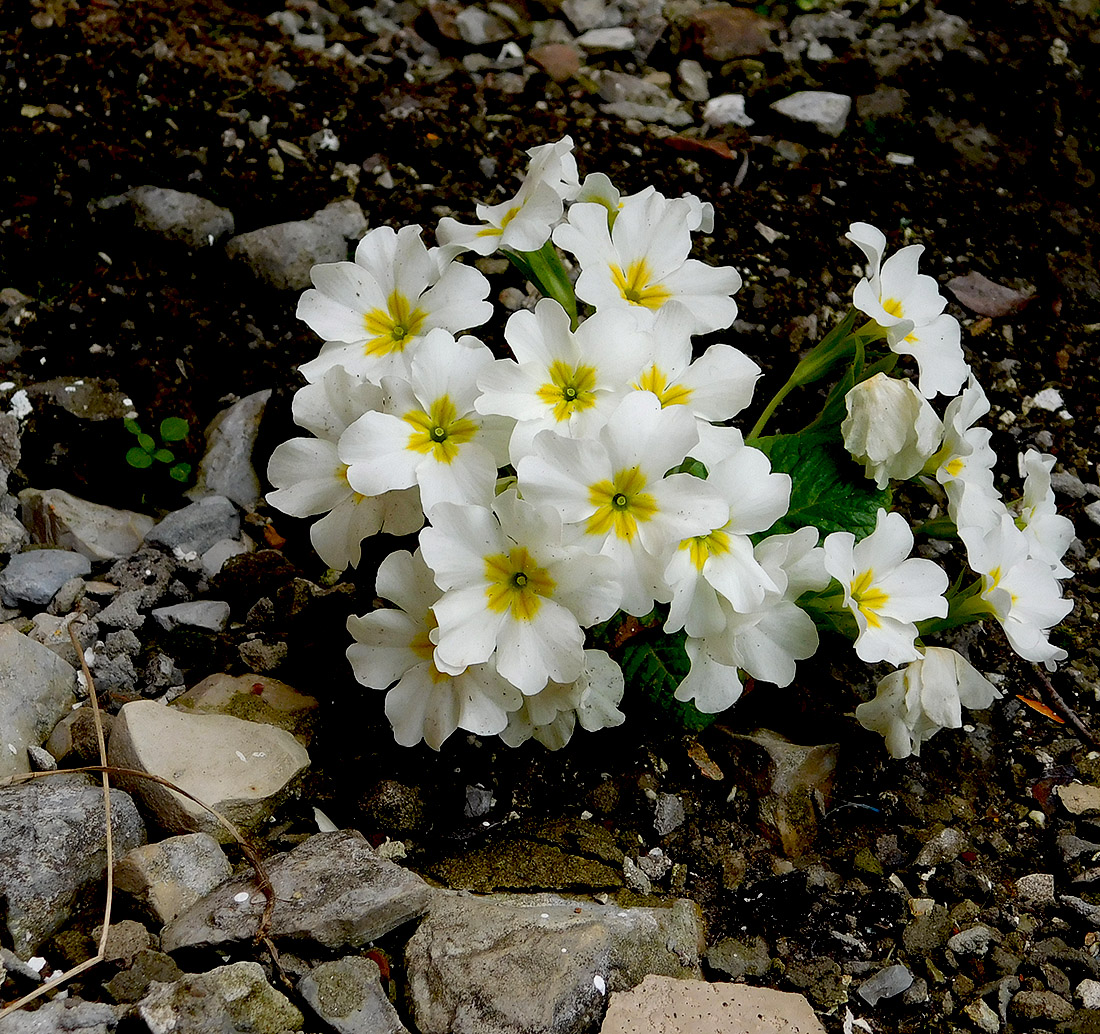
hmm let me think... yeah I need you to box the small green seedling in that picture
[124,416,192,482]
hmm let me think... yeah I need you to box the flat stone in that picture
[677,59,709,102]
[0,548,91,607]
[946,271,1031,317]
[200,536,251,577]
[599,976,826,1034]
[144,495,240,556]
[103,949,183,1005]
[948,924,995,956]
[406,892,703,1034]
[706,936,770,981]
[114,832,233,925]
[703,93,755,127]
[963,998,1000,1034]
[161,829,431,953]
[561,0,617,32]
[107,699,310,839]
[654,793,685,835]
[770,90,852,137]
[1010,988,1074,1022]
[0,998,121,1034]
[529,43,582,82]
[23,377,134,422]
[687,5,777,60]
[172,672,319,744]
[19,487,154,561]
[915,826,967,866]
[576,27,636,52]
[0,623,77,779]
[857,963,913,1006]
[126,186,235,249]
[135,961,303,1034]
[1016,872,1056,907]
[0,776,145,953]
[298,956,409,1034]
[1077,978,1100,1009]
[1056,782,1100,815]
[185,390,272,508]
[151,600,231,632]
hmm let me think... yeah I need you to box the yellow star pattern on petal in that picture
[633,364,693,408]
[362,290,428,356]
[403,395,479,464]
[484,547,556,621]
[535,360,599,422]
[586,466,658,542]
[850,568,890,629]
[610,259,672,310]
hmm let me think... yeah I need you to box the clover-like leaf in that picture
[126,446,154,469]
[160,416,190,442]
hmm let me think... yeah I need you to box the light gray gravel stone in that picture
[185,390,271,508]
[948,924,996,956]
[858,963,913,1005]
[0,548,91,607]
[576,26,636,52]
[144,495,240,556]
[1015,872,1056,907]
[654,793,686,835]
[298,956,409,1034]
[770,90,852,136]
[114,832,233,925]
[200,536,251,577]
[915,826,967,866]
[676,59,709,102]
[0,998,121,1034]
[95,588,146,631]
[126,186,235,249]
[151,600,231,632]
[20,487,155,561]
[703,93,755,127]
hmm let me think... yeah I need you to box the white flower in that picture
[297,224,493,383]
[517,391,728,616]
[553,192,742,334]
[419,491,622,695]
[823,509,949,665]
[856,647,1001,758]
[338,330,512,512]
[931,373,999,528]
[346,549,521,749]
[1016,450,1075,578]
[437,137,580,257]
[846,222,968,399]
[573,177,715,233]
[842,373,943,489]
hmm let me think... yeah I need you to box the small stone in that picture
[688,5,777,61]
[1050,472,1087,499]
[1056,783,1100,815]
[915,826,967,866]
[0,548,92,607]
[561,0,615,32]
[1077,978,1100,1009]
[145,495,240,556]
[151,600,231,632]
[706,936,770,981]
[576,27,636,52]
[948,925,995,956]
[964,997,1001,1033]
[238,637,288,673]
[529,43,581,82]
[623,855,653,894]
[19,487,155,561]
[172,672,319,744]
[45,706,115,764]
[1010,988,1074,1022]
[703,93,754,127]
[200,537,250,577]
[0,998,121,1034]
[103,949,183,1005]
[946,271,1031,317]
[654,793,685,835]
[858,963,913,1006]
[126,186,235,249]
[1016,873,1056,907]
[677,59,709,102]
[453,6,511,45]
[114,833,233,925]
[298,956,409,1034]
[96,589,146,631]
[186,390,272,508]
[1084,500,1100,529]
[1028,387,1065,412]
[770,90,852,137]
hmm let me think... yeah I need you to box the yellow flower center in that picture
[881,297,904,319]
[850,568,889,629]
[336,463,366,503]
[484,547,556,621]
[409,610,451,683]
[610,259,672,310]
[944,456,965,477]
[404,395,479,463]
[477,205,520,238]
[363,291,428,356]
[586,466,658,542]
[682,529,730,572]
[535,360,599,422]
[633,364,693,408]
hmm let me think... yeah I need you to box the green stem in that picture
[916,579,991,636]
[505,241,579,329]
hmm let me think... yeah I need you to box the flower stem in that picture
[507,241,579,328]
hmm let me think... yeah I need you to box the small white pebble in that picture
[540,913,550,919]
[27,957,47,973]
[233,891,250,904]
[1028,809,1047,827]
[594,975,606,994]
[235,750,247,763]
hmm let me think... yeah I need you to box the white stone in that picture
[1077,978,1100,1010]
[576,27,636,52]
[703,94,754,128]
[770,90,852,136]
[19,487,155,561]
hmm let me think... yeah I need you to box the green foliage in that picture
[124,416,193,484]
[620,630,719,732]
[753,431,890,540]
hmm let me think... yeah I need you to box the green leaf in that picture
[169,462,191,482]
[152,448,175,464]
[160,416,190,442]
[620,632,718,732]
[753,431,890,540]
[123,418,142,436]
[510,241,579,328]
[126,446,154,469]
[136,433,156,453]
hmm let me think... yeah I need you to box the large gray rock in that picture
[144,495,240,556]
[405,892,704,1034]
[151,600,231,632]
[298,956,409,1034]
[225,200,367,291]
[114,832,233,925]
[0,998,121,1034]
[161,830,431,953]
[0,623,77,780]
[127,186,235,249]
[770,90,851,136]
[107,699,310,839]
[135,962,303,1034]
[0,776,145,953]
[185,389,272,508]
[19,487,155,561]
[0,548,91,607]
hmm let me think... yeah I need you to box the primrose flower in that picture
[846,222,968,399]
[842,373,944,489]
[297,224,493,384]
[338,330,512,512]
[574,176,715,233]
[1015,450,1075,578]
[346,549,521,749]
[856,647,1001,758]
[419,491,622,695]
[823,509,949,665]
[517,391,728,616]
[928,373,999,527]
[437,137,580,258]
[553,192,742,335]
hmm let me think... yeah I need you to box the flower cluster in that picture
[267,137,1076,758]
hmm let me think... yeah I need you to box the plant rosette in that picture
[267,136,1076,757]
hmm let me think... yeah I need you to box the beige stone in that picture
[1056,783,1100,816]
[171,672,318,744]
[599,976,826,1034]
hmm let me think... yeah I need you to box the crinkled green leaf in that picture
[620,632,717,732]
[126,446,154,469]
[160,416,190,442]
[754,431,889,540]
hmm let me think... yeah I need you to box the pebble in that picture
[0,999,121,1034]
[1055,782,1100,815]
[144,495,240,556]
[945,270,1031,317]
[576,27,636,52]
[297,956,409,1034]
[915,826,967,866]
[151,600,231,632]
[1010,988,1074,1022]
[200,536,251,577]
[963,997,1001,1033]
[703,93,755,127]
[126,185,235,249]
[1077,977,1100,1009]
[172,672,319,743]
[677,59,709,102]
[948,925,995,956]
[0,548,91,607]
[19,487,154,561]
[687,5,777,61]
[114,832,233,925]
[185,389,272,508]
[857,963,913,1005]
[654,792,685,835]
[1015,872,1056,907]
[770,90,852,137]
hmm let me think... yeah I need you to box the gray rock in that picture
[151,600,231,632]
[562,0,618,32]
[0,510,28,556]
[1010,988,1074,1023]
[0,998,121,1034]
[1077,977,1100,1009]
[1050,471,1088,499]
[453,6,512,45]
[770,90,852,137]
[858,963,913,1005]
[654,793,685,835]
[26,611,96,667]
[1061,894,1100,925]
[676,59,709,102]
[1016,872,1056,907]
[144,495,240,557]
[20,487,154,561]
[298,956,409,1034]
[107,699,310,839]
[963,997,1000,1034]
[225,200,367,291]
[161,829,431,953]
[915,826,967,866]
[405,892,703,1034]
[623,855,652,894]
[95,589,146,631]
[0,776,145,953]
[126,186,235,249]
[600,99,693,127]
[114,832,233,925]
[948,924,996,956]
[0,412,20,492]
[703,93,755,128]
[0,624,77,780]
[200,536,251,577]
[0,548,91,607]
[135,962,303,1034]
[102,949,183,1005]
[706,935,770,981]
[186,390,272,508]
[576,26,636,52]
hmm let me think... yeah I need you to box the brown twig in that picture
[1033,664,1100,751]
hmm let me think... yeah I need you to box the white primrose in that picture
[517,391,728,616]
[856,647,1001,759]
[823,509,949,665]
[346,549,522,750]
[437,136,580,258]
[1016,450,1075,579]
[846,221,968,399]
[842,373,944,489]
[574,175,715,233]
[419,490,622,695]
[297,224,493,384]
[338,330,512,513]
[553,191,742,335]
[929,372,999,528]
